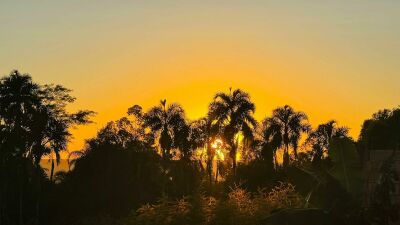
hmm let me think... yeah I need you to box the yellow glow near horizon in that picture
[1,1,400,157]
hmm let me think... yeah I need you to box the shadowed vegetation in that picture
[0,70,399,225]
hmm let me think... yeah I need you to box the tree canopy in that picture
[0,70,399,225]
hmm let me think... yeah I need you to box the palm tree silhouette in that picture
[263,105,310,167]
[143,100,186,160]
[0,70,41,225]
[0,70,93,225]
[306,120,349,166]
[208,88,256,175]
[188,117,218,182]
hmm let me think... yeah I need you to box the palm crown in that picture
[263,105,310,167]
[208,88,257,173]
[143,100,186,160]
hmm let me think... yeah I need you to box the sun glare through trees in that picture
[1,1,400,224]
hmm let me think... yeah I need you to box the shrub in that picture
[266,182,305,210]
[130,182,304,225]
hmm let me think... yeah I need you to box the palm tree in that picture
[263,105,310,167]
[260,121,282,170]
[306,120,348,166]
[143,100,186,160]
[188,117,218,182]
[0,70,40,225]
[142,100,186,194]
[0,70,94,224]
[208,88,257,175]
[175,118,213,162]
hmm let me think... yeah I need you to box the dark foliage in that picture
[50,142,163,224]
[359,107,400,152]
[1,70,399,225]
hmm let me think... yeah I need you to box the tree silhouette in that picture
[306,120,349,167]
[189,117,219,183]
[263,105,310,167]
[208,88,257,175]
[58,137,163,222]
[1,69,397,225]
[359,107,400,152]
[0,70,94,224]
[260,120,282,170]
[143,100,187,160]
[38,84,95,180]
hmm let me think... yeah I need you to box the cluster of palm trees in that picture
[125,88,258,181]
[262,105,311,167]
[0,70,348,207]
[3,70,399,225]
[115,87,350,183]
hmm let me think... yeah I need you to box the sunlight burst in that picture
[211,139,225,161]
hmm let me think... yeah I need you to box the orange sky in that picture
[1,1,399,154]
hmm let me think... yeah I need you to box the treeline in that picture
[0,70,399,225]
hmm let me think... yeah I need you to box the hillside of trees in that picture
[0,70,399,225]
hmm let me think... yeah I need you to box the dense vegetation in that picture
[0,70,399,225]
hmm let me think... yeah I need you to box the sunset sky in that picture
[1,1,399,153]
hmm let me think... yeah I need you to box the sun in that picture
[211,138,223,149]
[211,139,225,161]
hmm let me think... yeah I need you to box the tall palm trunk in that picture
[232,150,237,176]
[215,160,219,182]
[232,145,237,176]
[206,142,213,184]
[50,158,54,181]
[182,159,191,195]
[161,151,167,195]
[231,136,240,177]
[293,146,298,159]
[273,149,279,169]
[207,159,212,184]
[283,144,290,167]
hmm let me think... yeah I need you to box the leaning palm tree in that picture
[263,105,310,167]
[208,88,257,175]
[143,100,187,160]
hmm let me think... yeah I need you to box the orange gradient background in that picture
[1,1,399,155]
